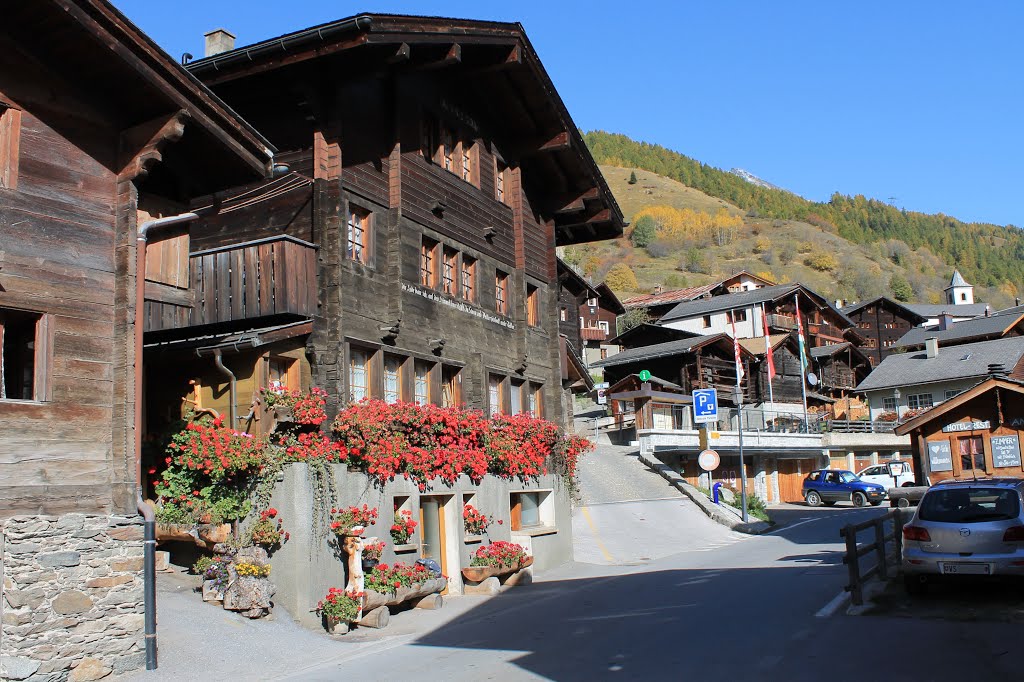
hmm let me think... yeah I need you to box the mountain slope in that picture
[583,130,1024,294]
[565,165,1014,310]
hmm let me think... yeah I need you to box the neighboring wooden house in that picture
[592,334,756,405]
[809,342,872,398]
[895,376,1024,484]
[0,0,273,677]
[606,323,702,350]
[556,259,599,395]
[622,270,774,322]
[657,282,860,349]
[856,336,1024,422]
[840,297,928,366]
[579,283,625,366]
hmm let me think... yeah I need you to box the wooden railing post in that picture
[842,525,862,606]
[874,519,887,581]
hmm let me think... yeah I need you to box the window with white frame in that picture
[349,348,370,402]
[907,393,934,410]
[882,397,897,412]
[346,206,370,264]
[509,490,554,531]
[944,389,962,401]
[383,355,402,404]
[414,360,432,406]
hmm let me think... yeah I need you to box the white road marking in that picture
[815,589,850,618]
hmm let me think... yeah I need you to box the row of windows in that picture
[349,345,462,407]
[420,236,541,324]
[700,309,748,328]
[422,116,511,207]
[487,373,544,419]
[881,390,962,413]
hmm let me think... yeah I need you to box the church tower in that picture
[944,270,974,305]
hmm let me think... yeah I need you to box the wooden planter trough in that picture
[355,577,448,630]
[156,522,232,550]
[461,556,533,583]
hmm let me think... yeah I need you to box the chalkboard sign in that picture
[991,435,1022,469]
[927,440,953,472]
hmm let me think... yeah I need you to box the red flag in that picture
[763,307,776,380]
[731,316,744,384]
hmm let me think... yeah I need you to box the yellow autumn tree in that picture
[631,205,743,245]
[604,263,639,293]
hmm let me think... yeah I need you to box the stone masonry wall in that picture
[1,515,145,682]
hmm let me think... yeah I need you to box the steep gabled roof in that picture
[658,284,802,322]
[595,283,625,315]
[900,303,989,319]
[946,269,971,289]
[606,324,701,348]
[737,334,790,356]
[557,259,599,299]
[855,336,1024,392]
[186,13,623,244]
[622,284,717,309]
[840,297,929,325]
[894,376,1024,436]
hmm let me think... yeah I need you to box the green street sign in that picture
[638,370,651,381]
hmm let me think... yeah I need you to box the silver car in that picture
[902,478,1024,594]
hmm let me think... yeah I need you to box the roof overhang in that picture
[894,377,1024,435]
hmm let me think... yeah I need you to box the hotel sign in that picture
[942,420,991,433]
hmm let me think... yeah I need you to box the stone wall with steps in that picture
[1,514,144,681]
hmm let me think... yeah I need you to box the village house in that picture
[621,270,774,323]
[578,282,624,367]
[894,376,1024,484]
[894,305,1024,351]
[840,296,929,366]
[0,1,275,678]
[856,336,1024,422]
[128,14,623,629]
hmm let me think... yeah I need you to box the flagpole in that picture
[761,302,775,413]
[731,316,749,523]
[795,292,810,431]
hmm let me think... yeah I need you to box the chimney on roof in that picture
[938,313,954,331]
[925,337,939,359]
[989,363,1007,377]
[985,305,991,317]
[652,285,663,295]
[204,29,236,57]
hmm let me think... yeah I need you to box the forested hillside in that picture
[583,131,1024,292]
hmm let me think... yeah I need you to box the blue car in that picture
[802,469,886,507]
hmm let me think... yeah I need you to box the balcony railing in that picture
[766,314,796,330]
[144,236,318,333]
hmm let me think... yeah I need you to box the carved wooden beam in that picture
[387,42,411,63]
[552,187,600,214]
[118,110,189,181]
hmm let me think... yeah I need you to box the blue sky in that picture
[114,1,1024,227]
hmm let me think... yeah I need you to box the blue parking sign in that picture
[692,389,718,424]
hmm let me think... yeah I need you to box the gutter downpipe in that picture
[207,348,238,426]
[135,212,200,671]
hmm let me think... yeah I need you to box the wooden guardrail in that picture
[840,509,909,605]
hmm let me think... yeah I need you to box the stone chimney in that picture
[938,313,954,331]
[925,337,939,359]
[204,29,236,57]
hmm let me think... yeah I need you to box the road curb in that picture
[636,451,772,534]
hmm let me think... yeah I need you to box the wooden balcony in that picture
[144,236,318,334]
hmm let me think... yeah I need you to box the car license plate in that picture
[941,562,990,575]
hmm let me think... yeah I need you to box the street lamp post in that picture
[734,388,748,523]
[893,388,901,421]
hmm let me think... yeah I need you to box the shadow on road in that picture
[864,575,1024,623]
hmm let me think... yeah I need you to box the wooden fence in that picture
[840,508,909,605]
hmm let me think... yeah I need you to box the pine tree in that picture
[628,171,638,185]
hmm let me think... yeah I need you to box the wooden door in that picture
[778,458,816,503]
[419,496,449,594]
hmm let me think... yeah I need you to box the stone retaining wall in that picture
[1,515,145,682]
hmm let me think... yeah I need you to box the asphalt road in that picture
[285,502,1024,681]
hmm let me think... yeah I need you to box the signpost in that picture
[692,389,718,424]
[991,435,1022,468]
[638,369,652,382]
[698,449,720,471]
[927,440,953,473]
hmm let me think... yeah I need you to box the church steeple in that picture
[944,269,974,305]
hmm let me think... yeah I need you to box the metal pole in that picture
[738,400,748,523]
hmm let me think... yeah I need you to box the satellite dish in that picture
[807,372,819,386]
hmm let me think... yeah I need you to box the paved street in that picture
[129,449,1024,681]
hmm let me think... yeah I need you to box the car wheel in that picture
[852,492,867,507]
[805,490,822,507]
[823,501,836,507]
[904,574,928,596]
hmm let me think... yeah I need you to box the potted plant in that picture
[315,587,363,634]
[361,540,385,572]
[262,387,329,426]
[463,541,532,582]
[463,504,491,537]
[390,509,417,545]
[193,555,230,602]
[330,504,379,538]
[248,508,289,553]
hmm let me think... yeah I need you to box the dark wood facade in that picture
[0,1,272,516]
[896,378,1024,484]
[842,297,927,366]
[158,15,624,429]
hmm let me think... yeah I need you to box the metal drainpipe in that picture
[134,212,200,671]
[209,348,238,426]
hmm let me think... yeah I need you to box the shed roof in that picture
[591,334,733,368]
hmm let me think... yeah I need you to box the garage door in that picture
[778,458,818,503]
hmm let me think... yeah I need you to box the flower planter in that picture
[197,523,232,545]
[392,543,417,554]
[362,558,379,573]
[324,615,350,635]
[272,405,295,423]
[361,577,448,612]
[155,523,195,543]
[463,534,484,545]
[202,579,225,603]
[461,556,534,583]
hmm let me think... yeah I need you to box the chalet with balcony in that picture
[139,15,623,450]
[657,282,859,348]
[0,0,273,676]
[840,297,929,366]
[579,283,624,366]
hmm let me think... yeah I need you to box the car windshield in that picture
[918,487,1020,523]
[839,472,858,484]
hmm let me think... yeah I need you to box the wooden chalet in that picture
[622,270,774,322]
[605,373,690,430]
[895,376,1024,484]
[840,296,929,366]
[579,282,625,365]
[0,0,273,516]
[557,258,599,394]
[808,342,872,398]
[138,14,623,449]
[591,334,756,405]
[0,0,274,675]
[658,283,860,349]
